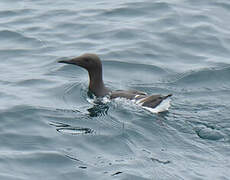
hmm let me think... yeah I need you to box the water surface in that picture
[0,0,230,179]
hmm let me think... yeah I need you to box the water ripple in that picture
[167,66,230,89]
[1,0,230,179]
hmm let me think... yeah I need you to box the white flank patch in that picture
[141,98,171,113]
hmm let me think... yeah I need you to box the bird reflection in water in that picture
[87,102,109,117]
[86,90,110,117]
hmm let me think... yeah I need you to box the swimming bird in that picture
[58,53,172,109]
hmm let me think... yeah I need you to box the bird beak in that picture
[58,56,84,65]
[58,59,76,65]
[58,56,87,69]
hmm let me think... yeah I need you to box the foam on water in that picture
[87,95,171,113]
[1,0,230,179]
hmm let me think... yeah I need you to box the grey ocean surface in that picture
[0,0,230,179]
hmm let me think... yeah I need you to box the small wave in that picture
[213,1,230,11]
[102,7,143,17]
[0,9,32,17]
[0,30,44,48]
[49,121,94,135]
[57,127,93,135]
[102,1,171,17]
[151,157,171,164]
[38,9,77,20]
[194,127,225,141]
[102,60,169,84]
[168,67,230,88]
[0,30,39,43]
[0,30,25,39]
[16,79,53,87]
[103,60,167,74]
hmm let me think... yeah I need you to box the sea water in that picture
[0,0,230,179]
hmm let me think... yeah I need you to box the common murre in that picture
[58,53,172,109]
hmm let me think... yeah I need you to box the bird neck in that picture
[88,69,109,97]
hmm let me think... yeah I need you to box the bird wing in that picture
[110,90,172,108]
[110,90,147,100]
[138,94,172,108]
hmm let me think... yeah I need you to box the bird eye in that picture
[84,58,90,62]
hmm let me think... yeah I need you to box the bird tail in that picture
[163,94,172,100]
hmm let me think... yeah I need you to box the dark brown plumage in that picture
[58,53,172,108]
